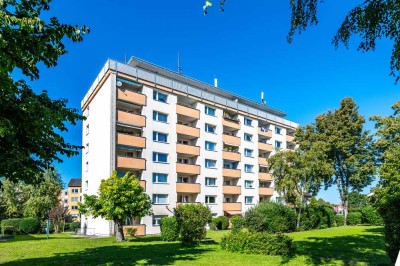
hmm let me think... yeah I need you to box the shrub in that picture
[300,206,335,230]
[361,206,383,225]
[160,216,179,241]
[1,219,22,235]
[209,218,218,230]
[245,201,296,233]
[70,222,81,232]
[347,212,362,225]
[125,227,137,237]
[19,218,40,234]
[334,215,344,226]
[174,203,212,245]
[231,216,246,233]
[41,220,54,233]
[221,231,295,256]
[211,216,229,230]
[3,226,15,235]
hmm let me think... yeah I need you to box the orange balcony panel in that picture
[223,168,241,178]
[117,133,146,148]
[117,110,146,127]
[176,144,200,156]
[222,151,241,161]
[223,202,242,212]
[259,172,273,181]
[259,142,273,152]
[140,180,146,191]
[123,225,146,236]
[116,156,146,170]
[223,186,241,195]
[176,124,200,138]
[117,88,146,106]
[258,157,268,166]
[258,128,272,138]
[223,119,241,130]
[222,134,241,146]
[176,163,201,175]
[176,105,200,120]
[286,135,295,143]
[176,183,201,194]
[259,187,274,196]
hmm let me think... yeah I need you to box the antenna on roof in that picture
[178,52,183,75]
[124,53,127,64]
[261,91,266,106]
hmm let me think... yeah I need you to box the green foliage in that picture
[174,203,212,245]
[346,212,362,225]
[1,218,22,235]
[348,191,370,212]
[70,222,80,232]
[360,206,383,226]
[230,216,246,233]
[19,218,40,234]
[2,226,14,235]
[41,220,55,233]
[245,201,296,233]
[0,179,26,218]
[160,216,179,242]
[125,227,137,237]
[334,215,345,227]
[300,206,335,230]
[221,231,295,256]
[211,216,229,230]
[79,171,152,241]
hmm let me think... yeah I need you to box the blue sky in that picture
[29,0,399,203]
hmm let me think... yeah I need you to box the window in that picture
[153,91,168,103]
[85,161,89,172]
[71,197,79,202]
[223,163,233,169]
[153,152,168,163]
[178,158,189,164]
[205,106,216,116]
[86,124,89,135]
[153,131,168,143]
[205,159,217,168]
[245,196,254,204]
[205,196,216,204]
[275,141,282,148]
[177,177,189,183]
[245,180,254,189]
[71,206,78,210]
[205,124,216,133]
[153,215,167,226]
[205,177,217,186]
[152,194,168,204]
[245,164,254,173]
[153,173,168,183]
[71,188,79,193]
[85,181,88,191]
[244,133,253,142]
[205,141,216,151]
[275,127,282,135]
[244,118,252,126]
[153,111,168,123]
[65,191,68,196]
[244,149,253,157]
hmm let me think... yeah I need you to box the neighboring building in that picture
[81,57,299,236]
[334,204,345,215]
[67,179,82,221]
[60,189,68,208]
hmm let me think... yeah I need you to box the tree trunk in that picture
[54,224,59,234]
[115,222,125,241]
[296,192,304,229]
[343,199,348,226]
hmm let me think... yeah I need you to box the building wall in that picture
[67,186,82,220]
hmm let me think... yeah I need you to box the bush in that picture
[361,206,383,225]
[41,220,54,233]
[210,216,229,230]
[300,206,335,230]
[3,226,15,235]
[231,216,246,233]
[1,218,22,235]
[245,201,296,233]
[70,222,80,232]
[347,212,362,225]
[125,227,137,237]
[334,215,344,226]
[174,203,212,245]
[160,216,179,241]
[19,218,40,234]
[221,231,295,256]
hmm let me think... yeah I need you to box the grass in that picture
[0,226,391,265]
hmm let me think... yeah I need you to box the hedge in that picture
[360,206,383,225]
[347,212,362,225]
[230,216,246,233]
[19,218,40,234]
[1,218,22,235]
[160,216,179,241]
[210,216,229,230]
[70,222,81,232]
[334,215,345,226]
[300,206,335,230]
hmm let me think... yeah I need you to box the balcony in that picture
[117,133,146,148]
[259,142,273,152]
[117,88,146,106]
[223,185,241,195]
[117,110,146,127]
[222,151,241,161]
[176,143,200,156]
[223,168,241,178]
[286,135,295,143]
[176,163,201,175]
[259,187,274,196]
[176,104,200,120]
[258,128,272,138]
[259,172,273,181]
[223,202,242,212]
[176,124,200,138]
[123,224,146,236]
[140,180,146,191]
[176,183,201,194]
[222,134,241,146]
[223,118,240,130]
[258,157,268,166]
[116,156,146,170]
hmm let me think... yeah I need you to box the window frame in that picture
[275,127,282,135]
[205,123,216,134]
[245,196,254,205]
[245,164,254,173]
[152,173,168,184]
[205,141,216,151]
[245,180,254,189]
[153,152,168,163]
[275,141,282,148]
[152,194,169,205]
[205,177,217,187]
[153,90,168,103]
[205,159,217,169]
[153,131,168,143]
[244,148,253,157]
[205,106,216,116]
[244,117,252,126]
[153,111,168,123]
[244,133,253,142]
[205,195,217,204]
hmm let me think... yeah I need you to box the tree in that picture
[348,191,369,212]
[295,98,376,225]
[0,0,89,184]
[48,204,69,233]
[79,172,152,241]
[0,179,26,218]
[371,101,400,264]
[205,1,400,82]
[268,148,333,228]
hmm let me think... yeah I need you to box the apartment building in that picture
[67,179,82,221]
[81,57,298,236]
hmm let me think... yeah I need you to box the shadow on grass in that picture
[0,234,77,242]
[2,240,214,265]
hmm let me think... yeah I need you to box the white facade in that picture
[81,57,298,236]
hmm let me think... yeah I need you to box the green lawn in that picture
[0,226,391,265]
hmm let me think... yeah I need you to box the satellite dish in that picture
[116,81,122,87]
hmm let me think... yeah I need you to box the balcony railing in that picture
[259,172,273,181]
[176,124,200,138]
[116,156,146,170]
[222,134,241,146]
[176,183,201,194]
[176,143,200,156]
[223,185,241,195]
[123,224,146,236]
[258,128,272,138]
[176,163,201,175]
[223,202,242,212]
[117,133,146,148]
[223,168,241,178]
[223,118,241,130]
[176,104,200,120]
[117,88,146,106]
[259,142,273,152]
[258,157,268,166]
[286,135,295,143]
[222,151,241,161]
[117,110,146,127]
[259,187,274,196]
